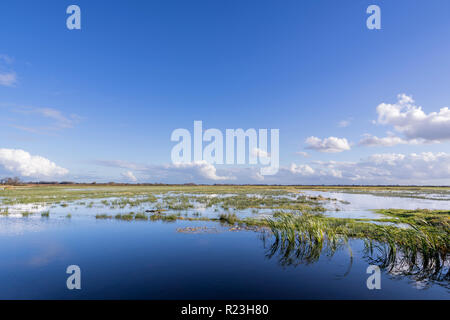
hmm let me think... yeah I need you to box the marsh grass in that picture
[2,185,448,207]
[149,212,178,222]
[41,210,50,217]
[265,212,449,284]
[134,213,148,220]
[375,209,450,230]
[193,193,327,213]
[96,214,112,219]
[114,213,134,221]
[219,213,238,225]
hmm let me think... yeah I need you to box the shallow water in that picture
[0,218,448,299]
[0,193,272,221]
[301,190,450,220]
[0,190,449,299]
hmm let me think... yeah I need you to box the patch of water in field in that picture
[1,190,449,222]
[300,190,450,220]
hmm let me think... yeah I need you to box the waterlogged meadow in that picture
[0,185,448,299]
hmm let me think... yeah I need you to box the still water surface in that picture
[0,191,448,299]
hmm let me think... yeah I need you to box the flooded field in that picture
[0,185,448,299]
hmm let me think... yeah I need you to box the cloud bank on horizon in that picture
[88,150,450,185]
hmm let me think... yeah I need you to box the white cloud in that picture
[305,136,351,153]
[121,171,137,182]
[0,54,17,87]
[12,107,81,132]
[0,149,68,178]
[288,152,450,184]
[251,147,270,159]
[36,108,80,129]
[289,163,314,175]
[95,151,450,185]
[169,161,236,181]
[0,72,17,87]
[361,152,450,181]
[375,94,450,142]
[358,134,409,147]
[97,159,236,182]
[240,152,450,184]
[4,106,82,134]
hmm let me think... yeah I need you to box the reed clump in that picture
[41,210,50,217]
[265,212,449,282]
[134,213,148,220]
[219,213,238,224]
[114,213,134,221]
[96,214,112,219]
[149,213,178,222]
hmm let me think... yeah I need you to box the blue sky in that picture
[1,0,450,184]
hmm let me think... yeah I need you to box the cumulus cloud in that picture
[169,161,236,181]
[289,163,314,175]
[305,136,351,153]
[0,149,68,178]
[96,159,236,183]
[375,94,450,142]
[121,171,137,182]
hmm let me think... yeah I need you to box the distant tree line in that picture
[0,178,447,188]
[0,177,23,185]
